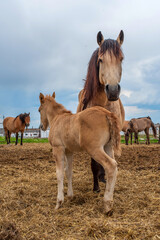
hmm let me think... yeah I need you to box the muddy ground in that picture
[0,143,160,240]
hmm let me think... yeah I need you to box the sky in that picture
[0,0,160,128]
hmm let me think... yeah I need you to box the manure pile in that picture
[0,143,160,240]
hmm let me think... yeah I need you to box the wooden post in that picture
[158,126,160,144]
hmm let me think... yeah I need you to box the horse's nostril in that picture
[118,84,121,91]
[106,85,109,91]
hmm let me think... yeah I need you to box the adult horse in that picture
[3,113,30,145]
[77,30,125,192]
[127,116,157,144]
[122,120,137,145]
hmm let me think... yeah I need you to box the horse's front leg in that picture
[65,152,73,198]
[21,132,23,145]
[15,133,18,145]
[53,146,65,209]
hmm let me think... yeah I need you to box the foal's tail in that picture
[150,120,157,138]
[106,112,121,156]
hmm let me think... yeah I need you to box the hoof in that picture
[55,200,63,210]
[104,200,113,215]
[93,188,100,193]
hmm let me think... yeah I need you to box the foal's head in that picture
[39,92,60,131]
[97,30,124,101]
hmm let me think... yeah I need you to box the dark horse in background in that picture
[126,116,157,145]
[77,30,125,192]
[3,113,30,145]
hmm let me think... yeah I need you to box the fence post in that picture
[159,126,160,144]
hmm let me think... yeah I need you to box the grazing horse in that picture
[77,30,125,192]
[127,116,157,144]
[39,92,121,214]
[3,113,30,145]
[122,120,137,145]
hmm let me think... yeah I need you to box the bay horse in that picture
[77,30,125,192]
[127,116,157,144]
[3,113,30,145]
[39,92,121,214]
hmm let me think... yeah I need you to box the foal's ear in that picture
[117,30,124,46]
[52,92,56,98]
[97,31,104,46]
[39,93,44,103]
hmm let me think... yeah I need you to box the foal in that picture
[39,92,121,214]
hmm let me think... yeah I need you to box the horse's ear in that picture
[117,30,124,45]
[97,31,104,46]
[28,112,30,115]
[39,93,44,104]
[52,92,56,98]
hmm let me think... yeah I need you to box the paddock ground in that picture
[0,143,160,240]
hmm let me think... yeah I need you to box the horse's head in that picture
[24,113,30,127]
[39,92,56,131]
[97,30,124,101]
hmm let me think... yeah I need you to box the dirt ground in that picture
[0,143,160,240]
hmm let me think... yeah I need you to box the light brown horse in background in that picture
[77,30,125,192]
[128,117,157,144]
[3,113,30,145]
[122,120,137,145]
[39,92,121,214]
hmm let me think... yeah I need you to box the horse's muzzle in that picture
[26,123,30,127]
[105,84,121,101]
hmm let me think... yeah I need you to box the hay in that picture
[0,143,160,239]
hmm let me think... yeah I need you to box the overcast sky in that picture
[0,0,160,127]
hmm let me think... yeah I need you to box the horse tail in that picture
[150,120,157,138]
[106,112,121,156]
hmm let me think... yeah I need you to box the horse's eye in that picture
[38,108,41,112]
[99,59,103,63]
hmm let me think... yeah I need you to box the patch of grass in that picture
[121,134,159,144]
[0,136,48,144]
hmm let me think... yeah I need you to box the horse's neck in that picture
[48,104,71,125]
[90,91,124,128]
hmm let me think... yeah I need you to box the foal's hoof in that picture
[104,200,113,215]
[55,200,63,210]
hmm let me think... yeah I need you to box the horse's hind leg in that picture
[53,146,65,209]
[90,148,117,214]
[8,131,11,144]
[65,152,73,198]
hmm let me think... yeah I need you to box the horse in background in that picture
[3,113,30,145]
[77,30,125,192]
[39,92,121,214]
[122,120,137,145]
[126,116,157,145]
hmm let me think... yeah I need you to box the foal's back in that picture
[49,107,112,153]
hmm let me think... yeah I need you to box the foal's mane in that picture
[83,39,122,108]
[14,113,29,123]
[45,95,72,114]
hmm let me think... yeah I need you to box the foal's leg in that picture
[21,132,23,145]
[53,146,65,209]
[91,147,117,214]
[65,152,73,198]
[91,159,101,192]
[15,133,18,145]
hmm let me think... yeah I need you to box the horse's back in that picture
[3,117,15,131]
